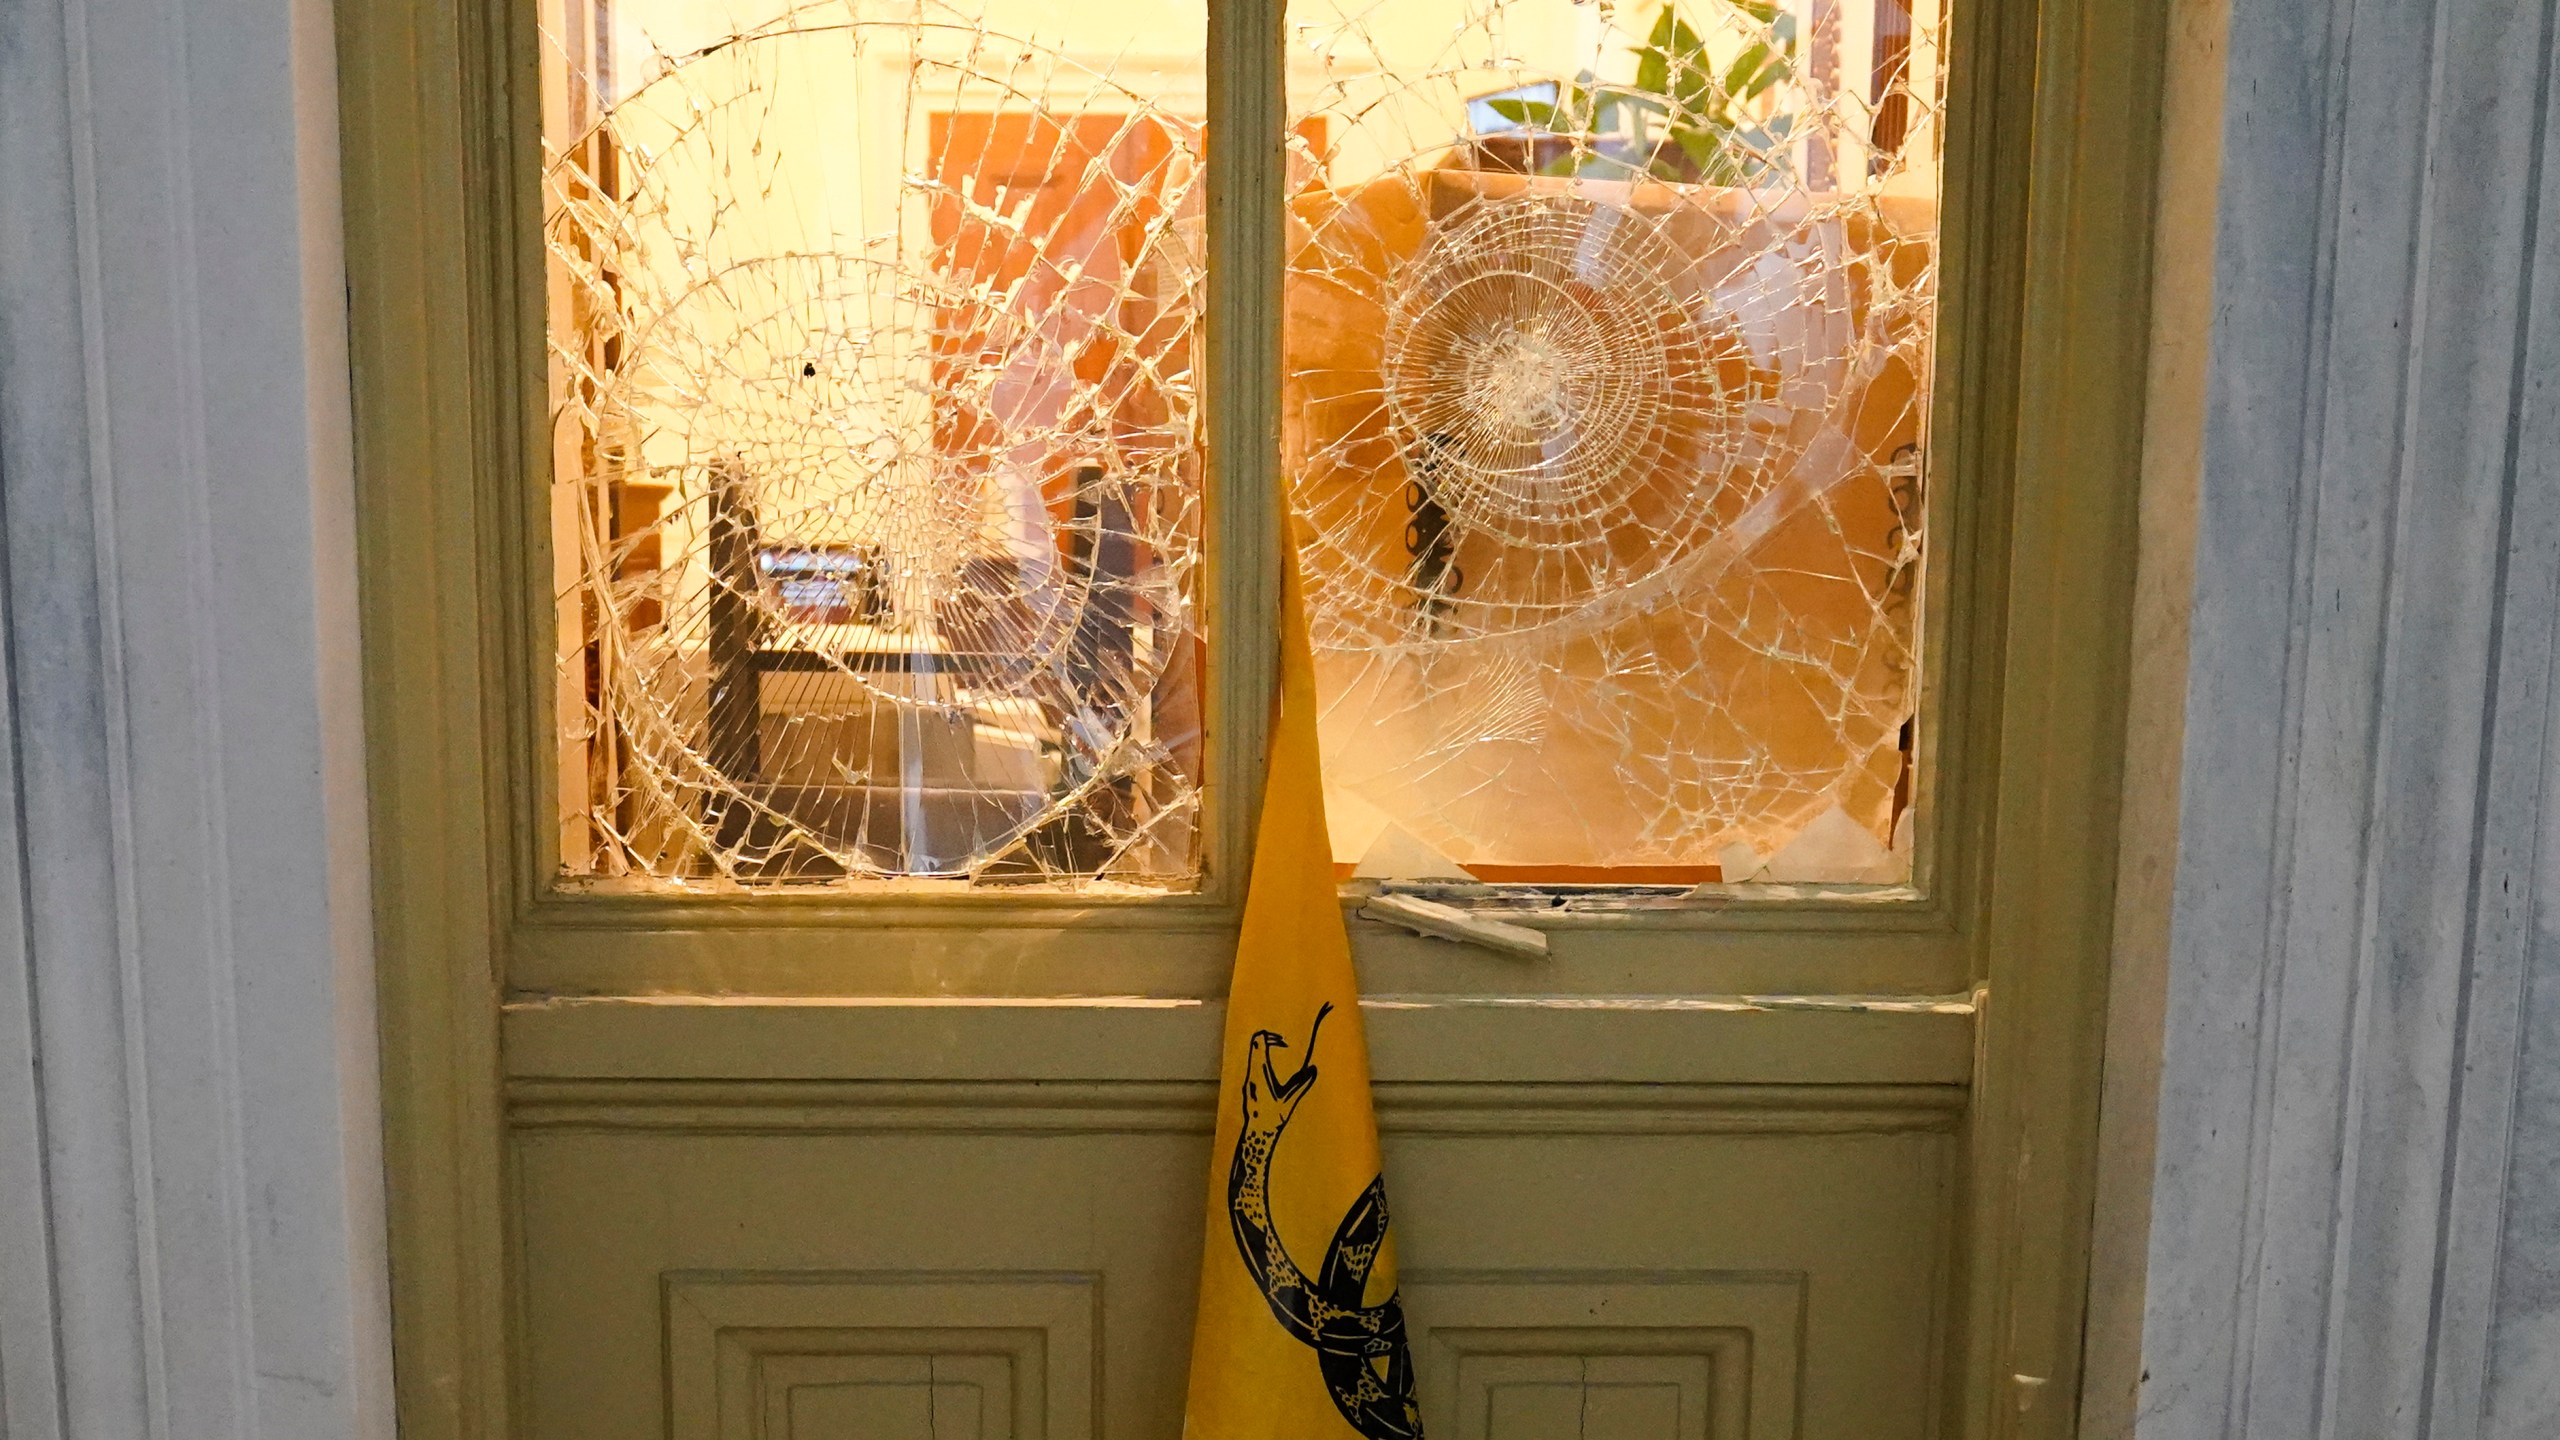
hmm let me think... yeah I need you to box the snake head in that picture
[1242,1026,1320,1130]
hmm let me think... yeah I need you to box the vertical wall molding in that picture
[0,0,395,1432]
[2134,0,2560,1436]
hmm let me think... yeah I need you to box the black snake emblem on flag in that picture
[1228,1003,1424,1440]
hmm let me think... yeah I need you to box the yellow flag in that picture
[1181,552,1422,1440]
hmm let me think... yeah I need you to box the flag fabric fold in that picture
[1180,553,1423,1440]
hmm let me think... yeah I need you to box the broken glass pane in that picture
[543,0,1207,888]
[1285,0,1939,887]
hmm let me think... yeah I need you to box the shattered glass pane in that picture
[1285,0,1939,886]
[543,0,1207,888]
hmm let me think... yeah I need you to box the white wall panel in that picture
[0,0,393,1431]
[2133,1,2560,1436]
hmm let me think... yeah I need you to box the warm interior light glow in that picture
[544,0,1208,887]
[540,0,1944,892]
[1287,0,1942,888]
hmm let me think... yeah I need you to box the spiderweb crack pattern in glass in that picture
[545,0,1206,889]
[1285,0,1942,883]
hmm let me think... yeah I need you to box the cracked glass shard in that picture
[544,0,1207,888]
[1286,0,1939,886]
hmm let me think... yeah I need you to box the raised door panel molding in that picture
[1404,1271,1804,1440]
[1466,1354,1718,1440]
[664,1273,1094,1440]
[757,1354,1013,1440]
[515,1122,1941,1436]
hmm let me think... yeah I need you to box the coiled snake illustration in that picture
[1228,1003,1424,1440]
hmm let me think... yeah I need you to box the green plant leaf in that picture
[1666,9,1711,59]
[1485,98,1560,127]
[1610,0,1808,187]
[1723,40,1786,103]
[1658,13,1726,120]
[1634,7,1676,95]
[1666,14,1713,71]
[1563,81,1599,129]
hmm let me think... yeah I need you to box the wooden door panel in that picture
[1409,1278,1775,1440]
[509,1004,1959,1440]
[1452,1354,1717,1440]
[664,1274,1087,1440]
[515,1131,1174,1440]
[758,1357,1008,1440]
